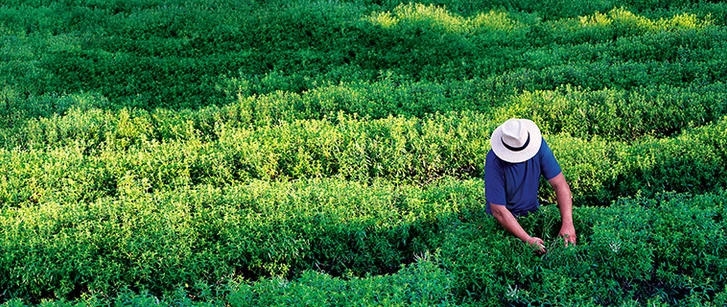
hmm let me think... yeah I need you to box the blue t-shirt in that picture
[485,138,562,217]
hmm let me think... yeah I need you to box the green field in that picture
[2,0,727,305]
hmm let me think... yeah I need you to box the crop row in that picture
[2,180,726,305]
[4,80,727,143]
[0,106,725,208]
[0,177,477,299]
[1,3,726,109]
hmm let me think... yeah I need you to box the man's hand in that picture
[527,236,546,254]
[558,223,577,246]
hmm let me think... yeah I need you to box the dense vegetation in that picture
[2,0,727,305]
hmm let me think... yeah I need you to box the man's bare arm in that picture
[548,172,576,245]
[490,203,545,251]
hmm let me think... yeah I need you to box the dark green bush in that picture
[437,190,727,305]
[0,178,477,301]
[4,0,722,111]
[225,254,455,307]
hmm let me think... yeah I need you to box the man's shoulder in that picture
[535,138,555,158]
[486,149,503,167]
[486,149,496,159]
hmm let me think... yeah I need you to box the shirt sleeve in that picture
[539,139,562,180]
[485,150,507,206]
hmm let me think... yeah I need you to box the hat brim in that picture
[490,119,542,163]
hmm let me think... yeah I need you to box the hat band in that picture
[502,132,530,152]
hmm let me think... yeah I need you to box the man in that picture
[485,118,576,253]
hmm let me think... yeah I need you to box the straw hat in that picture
[490,118,542,163]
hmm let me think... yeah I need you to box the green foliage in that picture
[2,0,727,305]
[2,108,726,209]
[0,178,476,302]
[3,0,726,110]
[226,254,455,307]
[437,191,727,305]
